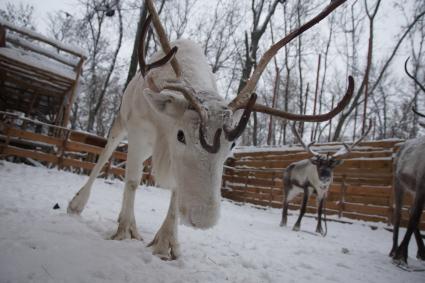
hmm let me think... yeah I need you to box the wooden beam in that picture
[62,58,84,127]
[6,34,78,68]
[0,54,75,84]
[0,61,72,89]
[0,25,5,47]
[1,21,86,59]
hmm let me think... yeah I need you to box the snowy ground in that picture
[0,161,423,283]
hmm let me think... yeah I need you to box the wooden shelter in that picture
[0,20,86,127]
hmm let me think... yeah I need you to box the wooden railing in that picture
[0,112,154,184]
[222,141,425,230]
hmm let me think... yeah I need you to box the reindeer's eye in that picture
[177,130,186,144]
[230,142,236,150]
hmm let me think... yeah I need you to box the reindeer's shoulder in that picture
[284,159,310,175]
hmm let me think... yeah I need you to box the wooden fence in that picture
[1,113,423,230]
[0,112,154,184]
[222,140,425,230]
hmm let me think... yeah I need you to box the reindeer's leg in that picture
[293,187,308,232]
[414,228,425,260]
[393,192,425,265]
[389,179,404,257]
[68,116,126,214]
[315,197,325,235]
[148,190,180,260]
[280,187,290,227]
[413,190,425,261]
[112,129,151,241]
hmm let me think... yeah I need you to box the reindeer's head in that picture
[139,0,351,229]
[292,121,371,189]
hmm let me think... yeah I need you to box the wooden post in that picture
[244,172,249,204]
[339,175,347,218]
[0,25,6,47]
[0,120,12,155]
[62,58,84,127]
[269,171,275,207]
[57,129,71,170]
[104,156,113,179]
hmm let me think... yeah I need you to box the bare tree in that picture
[0,2,36,30]
[237,0,285,145]
[332,1,425,141]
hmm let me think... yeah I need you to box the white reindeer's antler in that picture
[141,0,221,153]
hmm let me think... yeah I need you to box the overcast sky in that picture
[0,0,417,81]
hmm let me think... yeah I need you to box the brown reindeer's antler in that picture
[291,122,320,156]
[225,0,351,142]
[333,119,372,158]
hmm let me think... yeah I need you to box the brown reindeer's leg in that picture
[280,190,289,227]
[390,180,404,257]
[414,228,425,260]
[316,198,325,235]
[293,187,308,231]
[394,193,425,265]
[281,168,292,227]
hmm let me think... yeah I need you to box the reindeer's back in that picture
[396,137,425,192]
[149,39,218,94]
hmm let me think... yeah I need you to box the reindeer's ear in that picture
[332,159,344,167]
[309,157,320,165]
[144,89,187,118]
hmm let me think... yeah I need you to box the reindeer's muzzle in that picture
[179,203,220,229]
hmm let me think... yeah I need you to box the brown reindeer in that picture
[281,122,371,235]
[390,58,425,265]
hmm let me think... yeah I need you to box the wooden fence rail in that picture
[0,112,153,184]
[222,141,425,231]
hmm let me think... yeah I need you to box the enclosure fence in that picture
[0,112,154,184]
[222,140,425,230]
[1,113,423,230]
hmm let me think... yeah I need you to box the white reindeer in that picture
[67,0,351,259]
[280,122,371,235]
[389,58,425,265]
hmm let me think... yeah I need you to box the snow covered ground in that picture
[0,161,423,283]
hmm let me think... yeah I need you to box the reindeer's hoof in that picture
[392,251,408,266]
[417,250,425,261]
[67,200,84,215]
[111,222,143,241]
[147,232,180,260]
[280,221,286,227]
[292,225,300,232]
[67,191,89,215]
[316,226,325,236]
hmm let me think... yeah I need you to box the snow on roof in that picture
[0,19,87,58]
[0,48,76,81]
[6,33,80,67]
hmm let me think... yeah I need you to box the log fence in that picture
[0,112,153,184]
[0,112,422,230]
